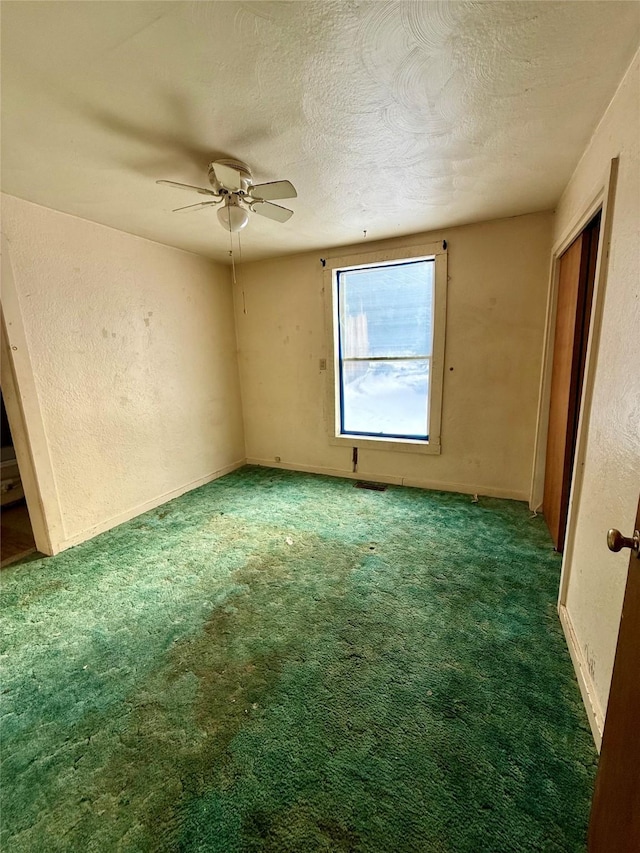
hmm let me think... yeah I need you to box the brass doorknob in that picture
[607,528,640,555]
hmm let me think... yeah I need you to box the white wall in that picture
[554,50,640,738]
[234,211,552,500]
[1,195,245,552]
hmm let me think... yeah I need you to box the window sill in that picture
[328,434,441,455]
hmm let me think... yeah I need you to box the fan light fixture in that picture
[217,197,249,232]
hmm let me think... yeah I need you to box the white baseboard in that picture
[52,459,246,553]
[402,476,527,501]
[247,457,403,486]
[246,458,528,501]
[558,603,604,751]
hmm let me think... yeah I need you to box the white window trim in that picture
[323,241,447,455]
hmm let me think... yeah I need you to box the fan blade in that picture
[157,179,217,196]
[249,180,297,201]
[251,201,293,223]
[172,201,219,212]
[211,162,244,191]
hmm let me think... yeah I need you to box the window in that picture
[324,242,447,454]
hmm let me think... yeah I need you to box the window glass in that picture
[337,259,434,440]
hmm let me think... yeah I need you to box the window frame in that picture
[323,241,447,455]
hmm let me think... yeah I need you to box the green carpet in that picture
[1,466,597,852]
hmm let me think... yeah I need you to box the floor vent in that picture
[354,481,387,492]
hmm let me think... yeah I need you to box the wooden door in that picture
[588,497,640,851]
[543,214,600,551]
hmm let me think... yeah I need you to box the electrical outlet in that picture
[319,358,327,371]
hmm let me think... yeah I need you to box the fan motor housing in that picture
[208,159,253,193]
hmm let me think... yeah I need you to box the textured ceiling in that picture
[2,1,639,262]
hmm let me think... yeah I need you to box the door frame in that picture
[529,158,619,746]
[1,232,64,555]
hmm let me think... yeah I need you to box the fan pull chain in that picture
[228,226,237,285]
[237,230,247,314]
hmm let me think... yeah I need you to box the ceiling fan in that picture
[157,159,297,232]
